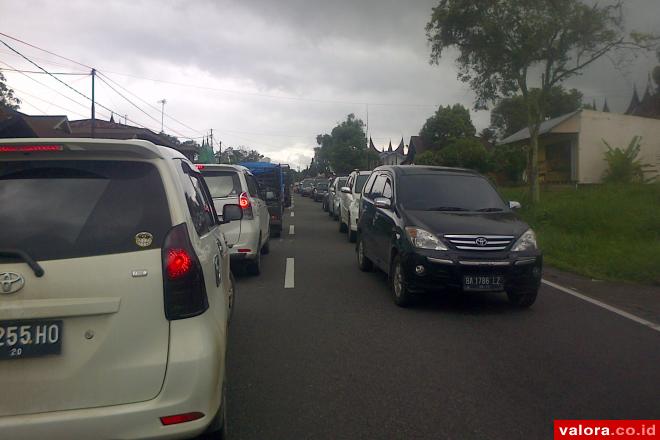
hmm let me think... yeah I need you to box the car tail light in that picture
[195,164,205,170]
[237,248,251,253]
[239,192,254,219]
[160,412,204,426]
[162,223,208,320]
[0,144,63,152]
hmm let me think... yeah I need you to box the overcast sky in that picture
[1,0,658,169]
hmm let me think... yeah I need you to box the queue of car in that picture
[309,165,543,308]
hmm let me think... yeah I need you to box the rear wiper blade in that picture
[476,207,504,212]
[426,206,470,211]
[0,249,45,277]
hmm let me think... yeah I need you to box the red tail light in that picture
[160,412,204,426]
[162,223,208,320]
[195,164,205,170]
[239,192,250,208]
[166,249,193,279]
[0,145,63,152]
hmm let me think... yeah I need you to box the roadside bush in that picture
[415,150,442,166]
[602,136,656,183]
[437,138,490,173]
[490,144,527,183]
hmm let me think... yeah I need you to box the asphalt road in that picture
[222,195,660,440]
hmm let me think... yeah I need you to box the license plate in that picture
[0,320,63,360]
[463,275,504,291]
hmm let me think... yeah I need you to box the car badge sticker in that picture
[135,232,154,247]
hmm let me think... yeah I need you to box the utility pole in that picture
[91,68,96,138]
[158,99,167,133]
[209,128,213,151]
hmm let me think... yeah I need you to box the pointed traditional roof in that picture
[395,137,405,155]
[387,140,393,152]
[602,99,610,113]
[109,113,115,123]
[625,85,641,115]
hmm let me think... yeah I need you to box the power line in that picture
[0,31,92,69]
[0,67,89,75]
[11,85,89,118]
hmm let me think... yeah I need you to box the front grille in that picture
[444,234,515,251]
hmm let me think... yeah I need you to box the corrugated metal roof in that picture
[498,110,580,145]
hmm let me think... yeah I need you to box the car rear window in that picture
[0,160,171,261]
[355,174,369,193]
[201,170,241,198]
[316,182,328,190]
[398,173,507,212]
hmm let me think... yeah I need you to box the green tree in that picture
[426,0,655,203]
[602,136,655,183]
[491,87,584,138]
[218,146,263,164]
[419,104,476,150]
[415,138,490,173]
[0,72,20,109]
[315,114,372,174]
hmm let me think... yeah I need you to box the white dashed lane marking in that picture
[284,258,295,288]
[289,225,295,235]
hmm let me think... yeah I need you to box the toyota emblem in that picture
[475,237,488,247]
[0,272,25,294]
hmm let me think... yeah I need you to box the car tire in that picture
[246,247,261,276]
[339,216,347,233]
[271,229,281,238]
[262,237,270,255]
[390,254,414,307]
[347,215,357,242]
[227,272,236,323]
[506,288,538,308]
[357,236,373,272]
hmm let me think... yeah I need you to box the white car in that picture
[0,138,236,439]
[198,164,270,275]
[339,170,371,243]
[328,176,347,220]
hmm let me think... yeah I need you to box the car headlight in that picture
[405,227,448,251]
[512,229,537,251]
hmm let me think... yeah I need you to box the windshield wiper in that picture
[0,249,45,277]
[426,206,470,211]
[476,207,504,212]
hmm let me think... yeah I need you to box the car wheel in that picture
[357,236,373,272]
[271,229,281,238]
[339,216,347,233]
[247,247,261,276]
[347,215,356,242]
[262,236,270,255]
[506,288,538,308]
[227,272,236,323]
[390,254,414,307]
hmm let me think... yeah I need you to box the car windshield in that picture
[354,175,369,193]
[0,160,171,261]
[316,182,328,190]
[398,173,507,212]
[201,170,241,198]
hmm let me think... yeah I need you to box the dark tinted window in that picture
[383,179,393,199]
[354,174,369,193]
[337,177,347,188]
[369,175,387,198]
[178,163,216,236]
[316,182,328,190]
[202,170,241,198]
[0,160,171,261]
[363,173,378,196]
[246,175,259,197]
[398,174,507,212]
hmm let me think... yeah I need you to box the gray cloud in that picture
[1,0,657,169]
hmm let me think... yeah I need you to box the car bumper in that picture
[399,250,542,293]
[0,317,225,440]
[227,221,260,261]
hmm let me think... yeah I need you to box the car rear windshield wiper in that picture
[426,206,470,211]
[476,207,504,212]
[0,249,45,277]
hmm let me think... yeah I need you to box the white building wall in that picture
[578,110,660,183]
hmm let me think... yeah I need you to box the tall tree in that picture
[419,103,476,150]
[491,86,584,138]
[0,72,20,109]
[218,146,263,164]
[426,0,656,203]
[315,114,375,174]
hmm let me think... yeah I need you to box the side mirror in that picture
[221,204,243,224]
[509,201,521,210]
[374,197,391,209]
[340,186,351,194]
[266,191,276,201]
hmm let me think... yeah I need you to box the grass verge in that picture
[499,184,660,285]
